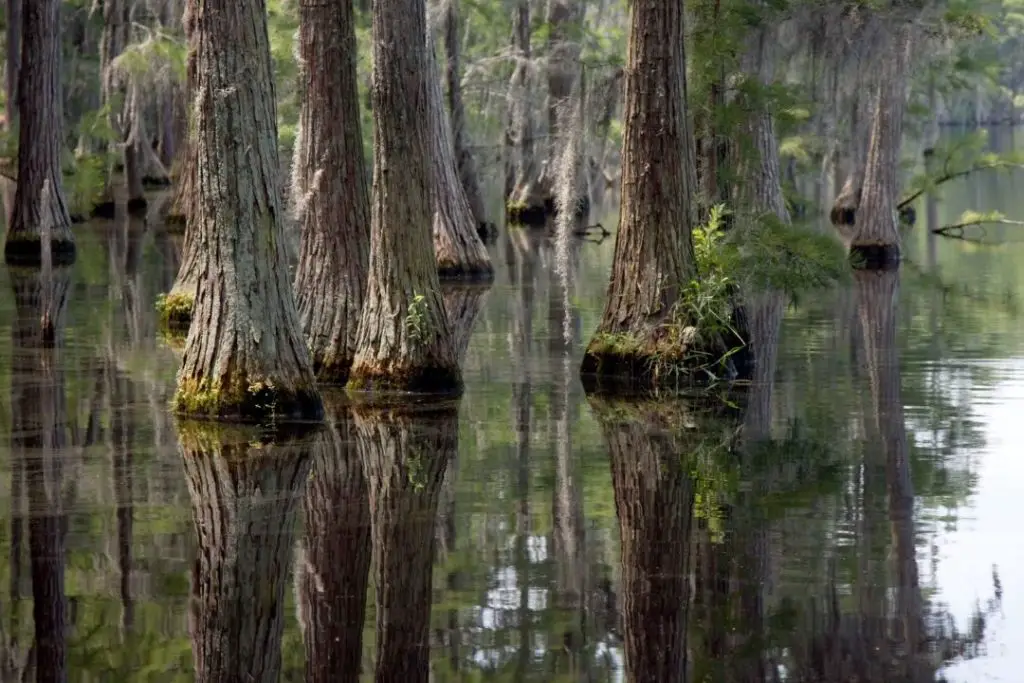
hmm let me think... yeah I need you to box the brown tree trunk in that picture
[592,398,698,683]
[354,400,457,683]
[11,267,73,683]
[4,0,75,267]
[291,0,371,384]
[427,31,493,280]
[442,0,488,228]
[173,0,322,421]
[181,425,313,683]
[849,26,912,268]
[580,0,701,390]
[346,0,461,393]
[295,403,371,683]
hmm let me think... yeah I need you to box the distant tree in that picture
[172,0,322,421]
[4,0,75,267]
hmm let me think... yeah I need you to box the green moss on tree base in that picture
[155,292,194,333]
[345,362,464,396]
[175,418,323,455]
[4,237,76,267]
[173,376,324,423]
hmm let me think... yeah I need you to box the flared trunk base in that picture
[437,261,495,283]
[346,361,463,395]
[174,376,325,423]
[4,236,76,267]
[312,354,356,387]
[849,243,900,271]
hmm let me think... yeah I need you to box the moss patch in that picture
[175,418,323,456]
[173,375,324,423]
[346,361,464,396]
[4,237,76,267]
[155,292,194,333]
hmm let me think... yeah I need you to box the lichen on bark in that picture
[291,0,371,386]
[172,0,323,422]
[347,0,462,395]
[4,0,76,267]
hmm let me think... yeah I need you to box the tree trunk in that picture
[4,0,75,267]
[592,398,698,683]
[441,284,489,364]
[164,140,194,230]
[173,0,322,421]
[11,267,73,683]
[5,0,21,130]
[849,26,912,269]
[442,0,487,228]
[427,31,493,280]
[291,0,371,384]
[580,0,702,391]
[295,404,371,683]
[504,0,532,203]
[346,0,461,393]
[545,0,580,157]
[180,425,313,683]
[354,400,457,683]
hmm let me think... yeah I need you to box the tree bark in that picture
[580,0,702,390]
[849,26,913,269]
[427,31,493,280]
[180,424,313,683]
[346,0,461,393]
[504,0,533,202]
[592,398,698,683]
[173,0,322,421]
[442,0,488,228]
[295,403,371,683]
[291,0,371,384]
[4,0,75,267]
[5,0,21,131]
[11,267,73,683]
[354,400,457,683]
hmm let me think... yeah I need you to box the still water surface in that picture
[0,163,1021,681]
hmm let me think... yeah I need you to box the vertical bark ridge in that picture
[347,0,461,393]
[580,0,700,389]
[504,0,532,202]
[5,0,75,267]
[181,426,313,683]
[354,400,457,683]
[295,403,372,683]
[292,0,371,385]
[426,29,493,281]
[174,0,322,421]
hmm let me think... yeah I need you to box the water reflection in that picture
[354,398,457,682]
[11,266,72,683]
[295,396,370,683]
[179,422,314,683]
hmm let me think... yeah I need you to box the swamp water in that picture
[0,170,1021,681]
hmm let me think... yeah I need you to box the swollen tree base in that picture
[346,363,463,396]
[849,243,900,271]
[173,376,324,423]
[4,236,76,267]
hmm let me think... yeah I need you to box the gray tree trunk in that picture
[4,0,75,267]
[427,31,493,280]
[173,0,322,421]
[347,0,461,393]
[291,0,371,384]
